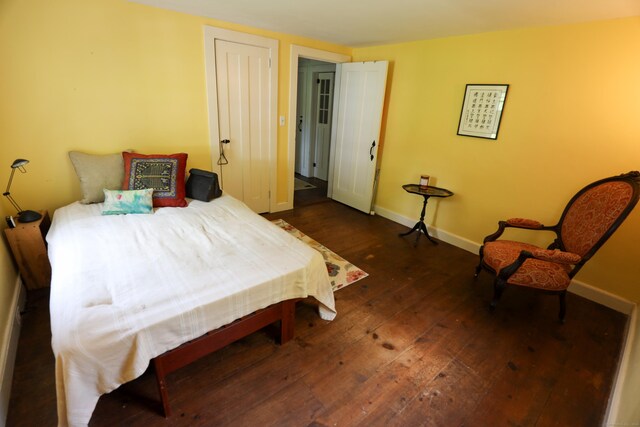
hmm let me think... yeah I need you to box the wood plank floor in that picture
[7,199,627,426]
[294,174,329,208]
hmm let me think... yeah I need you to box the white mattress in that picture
[47,195,335,426]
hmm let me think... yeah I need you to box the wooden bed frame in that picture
[152,298,300,417]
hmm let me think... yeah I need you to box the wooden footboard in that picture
[152,298,300,417]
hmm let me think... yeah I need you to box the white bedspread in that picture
[47,195,335,427]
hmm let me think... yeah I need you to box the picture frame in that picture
[457,84,509,140]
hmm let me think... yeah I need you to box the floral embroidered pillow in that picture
[102,188,154,215]
[121,152,188,208]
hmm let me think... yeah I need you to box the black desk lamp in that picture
[3,159,42,223]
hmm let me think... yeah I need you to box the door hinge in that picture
[313,162,317,167]
[317,79,320,84]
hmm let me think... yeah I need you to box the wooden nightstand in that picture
[4,210,51,290]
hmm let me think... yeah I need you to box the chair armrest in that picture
[497,248,581,284]
[482,221,509,244]
[506,218,544,229]
[482,218,557,245]
[530,248,581,265]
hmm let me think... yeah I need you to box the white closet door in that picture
[215,39,271,213]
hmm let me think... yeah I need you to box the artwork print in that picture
[457,84,509,140]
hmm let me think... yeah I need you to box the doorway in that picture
[293,174,329,207]
[285,46,350,211]
[287,47,388,214]
[294,58,336,206]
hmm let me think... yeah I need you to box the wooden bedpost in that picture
[280,299,297,344]
[153,358,172,417]
[152,298,300,417]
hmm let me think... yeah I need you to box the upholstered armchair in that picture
[475,171,640,322]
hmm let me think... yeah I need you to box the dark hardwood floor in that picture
[7,198,627,426]
[294,174,329,208]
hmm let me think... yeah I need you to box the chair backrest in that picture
[557,172,640,269]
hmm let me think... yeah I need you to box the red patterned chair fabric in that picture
[561,181,634,256]
[505,218,543,229]
[476,172,640,321]
[483,241,575,290]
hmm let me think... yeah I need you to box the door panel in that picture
[295,67,306,175]
[313,72,334,180]
[331,61,388,213]
[215,40,270,213]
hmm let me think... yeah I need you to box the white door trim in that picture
[204,26,279,212]
[281,45,350,212]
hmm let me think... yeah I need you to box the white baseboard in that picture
[373,204,634,314]
[373,204,480,254]
[272,200,293,213]
[0,277,25,425]
[568,280,635,314]
[605,304,639,426]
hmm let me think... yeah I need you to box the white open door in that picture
[330,61,388,213]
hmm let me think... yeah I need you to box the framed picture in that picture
[457,84,509,140]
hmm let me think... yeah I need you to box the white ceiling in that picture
[130,0,640,47]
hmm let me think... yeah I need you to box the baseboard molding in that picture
[373,204,634,314]
[604,304,639,426]
[0,277,25,425]
[373,204,480,254]
[273,200,293,213]
[568,280,635,315]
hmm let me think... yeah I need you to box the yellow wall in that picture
[0,3,638,308]
[0,0,351,215]
[353,17,640,302]
[0,0,350,371]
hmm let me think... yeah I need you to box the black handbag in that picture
[185,168,222,201]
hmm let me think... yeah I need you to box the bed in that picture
[47,194,336,427]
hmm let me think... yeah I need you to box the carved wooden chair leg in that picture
[490,279,506,312]
[474,248,485,278]
[474,263,483,278]
[558,291,567,324]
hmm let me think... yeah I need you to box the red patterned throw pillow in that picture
[122,152,188,207]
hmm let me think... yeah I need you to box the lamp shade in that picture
[4,158,41,223]
[11,159,29,169]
